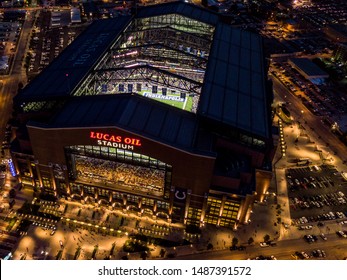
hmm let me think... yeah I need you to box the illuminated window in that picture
[142,198,154,206]
[83,185,94,195]
[205,197,222,225]
[221,202,239,219]
[42,177,51,188]
[71,184,81,193]
[98,189,109,197]
[59,182,68,191]
[219,218,235,228]
[66,146,171,197]
[127,194,139,203]
[187,207,201,225]
[112,192,123,200]
[157,201,169,209]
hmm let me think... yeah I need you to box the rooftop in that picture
[15,16,132,103]
[199,23,270,138]
[135,1,219,26]
[33,94,214,156]
[288,57,329,78]
[17,1,272,141]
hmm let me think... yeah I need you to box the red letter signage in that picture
[90,131,142,150]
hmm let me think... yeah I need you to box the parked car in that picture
[301,251,310,259]
[337,231,347,238]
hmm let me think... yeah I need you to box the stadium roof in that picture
[15,16,132,102]
[288,58,329,78]
[199,23,270,138]
[32,94,214,155]
[135,1,219,26]
[17,2,271,142]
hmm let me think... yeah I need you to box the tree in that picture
[18,82,24,90]
[185,224,201,234]
[167,253,176,258]
[110,242,116,256]
[263,234,271,243]
[91,245,98,259]
[63,204,68,214]
[74,246,81,260]
[9,189,16,199]
[159,248,166,258]
[232,237,239,247]
[140,251,148,260]
[248,237,254,245]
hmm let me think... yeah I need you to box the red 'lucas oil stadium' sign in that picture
[90,131,142,150]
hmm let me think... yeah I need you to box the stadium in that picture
[11,2,274,228]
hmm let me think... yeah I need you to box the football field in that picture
[138,90,193,111]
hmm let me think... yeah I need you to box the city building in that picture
[10,2,274,229]
[334,42,347,67]
[288,57,329,85]
[0,56,9,72]
[70,7,81,24]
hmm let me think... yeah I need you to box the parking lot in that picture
[270,58,347,123]
[27,10,85,77]
[286,164,347,225]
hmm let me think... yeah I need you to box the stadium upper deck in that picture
[14,1,271,141]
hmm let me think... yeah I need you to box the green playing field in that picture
[137,90,193,111]
[184,95,193,111]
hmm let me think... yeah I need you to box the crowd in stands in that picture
[75,156,165,194]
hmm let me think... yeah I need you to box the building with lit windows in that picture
[11,2,274,228]
[334,42,347,68]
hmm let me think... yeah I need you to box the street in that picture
[174,232,347,260]
[0,10,35,142]
[272,76,347,165]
